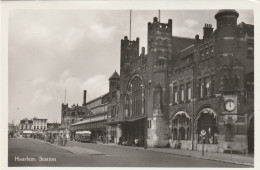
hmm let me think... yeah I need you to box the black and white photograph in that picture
[1,0,258,169]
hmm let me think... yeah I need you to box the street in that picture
[8,138,250,167]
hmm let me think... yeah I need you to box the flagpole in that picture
[159,10,160,22]
[130,10,132,40]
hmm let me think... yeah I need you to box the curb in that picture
[34,139,254,167]
[101,143,254,167]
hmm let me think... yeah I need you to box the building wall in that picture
[33,119,47,130]
[108,10,254,152]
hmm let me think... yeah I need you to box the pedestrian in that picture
[119,136,122,145]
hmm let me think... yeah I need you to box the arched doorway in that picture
[248,116,254,153]
[196,108,218,144]
[171,111,190,141]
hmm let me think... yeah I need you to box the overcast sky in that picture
[8,9,253,124]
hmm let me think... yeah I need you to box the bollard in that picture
[202,142,204,156]
[246,149,248,161]
[231,149,232,161]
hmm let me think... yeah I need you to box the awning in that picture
[105,120,124,125]
[23,130,33,134]
[171,111,190,120]
[196,108,217,120]
[124,116,145,122]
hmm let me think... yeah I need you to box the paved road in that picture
[8,138,250,167]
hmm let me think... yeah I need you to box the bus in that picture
[80,131,91,142]
[75,131,92,142]
[75,131,83,141]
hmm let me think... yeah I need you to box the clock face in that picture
[225,100,236,112]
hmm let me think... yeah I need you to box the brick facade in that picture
[106,9,254,153]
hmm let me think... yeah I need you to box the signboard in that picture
[200,130,206,136]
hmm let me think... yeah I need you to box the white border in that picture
[1,1,259,170]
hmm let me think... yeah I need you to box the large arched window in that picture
[197,108,218,144]
[179,127,186,140]
[173,128,178,140]
[171,111,191,140]
[125,76,145,117]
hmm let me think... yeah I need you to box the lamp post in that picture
[144,116,147,149]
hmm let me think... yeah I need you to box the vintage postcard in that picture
[1,0,259,169]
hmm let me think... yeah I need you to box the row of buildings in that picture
[61,10,254,153]
[18,118,61,137]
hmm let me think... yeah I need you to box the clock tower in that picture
[214,10,248,153]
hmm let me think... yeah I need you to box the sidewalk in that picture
[37,138,254,166]
[35,138,106,155]
[100,142,254,167]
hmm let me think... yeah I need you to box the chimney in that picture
[83,90,87,106]
[203,24,213,39]
[195,34,200,43]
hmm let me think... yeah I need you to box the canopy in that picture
[196,108,217,120]
[171,111,190,120]
[124,116,145,122]
[23,130,33,134]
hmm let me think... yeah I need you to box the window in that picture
[222,75,229,90]
[245,72,254,101]
[116,106,119,118]
[173,86,178,104]
[200,79,204,98]
[125,76,144,117]
[200,50,204,61]
[179,127,186,140]
[205,48,209,58]
[187,83,192,101]
[148,120,152,128]
[247,46,254,57]
[205,77,211,97]
[211,75,215,96]
[173,128,178,140]
[210,46,214,57]
[234,75,240,90]
[180,85,185,101]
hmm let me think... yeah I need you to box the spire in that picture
[159,9,160,22]
[109,71,120,80]
[64,88,66,104]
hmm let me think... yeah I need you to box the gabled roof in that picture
[238,22,254,35]
[64,105,95,116]
[109,71,120,80]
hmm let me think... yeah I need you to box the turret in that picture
[215,9,239,38]
[214,10,243,94]
[109,71,120,92]
[120,36,139,69]
[148,17,172,53]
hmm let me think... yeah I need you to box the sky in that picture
[8,9,253,124]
